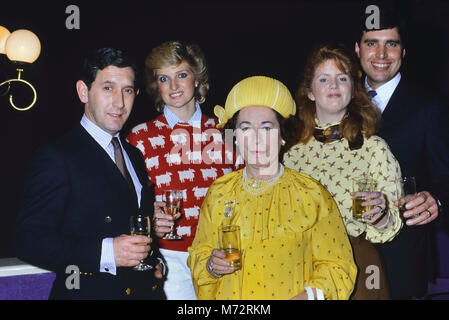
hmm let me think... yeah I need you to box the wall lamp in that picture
[0,25,41,111]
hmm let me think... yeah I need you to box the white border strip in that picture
[0,258,52,277]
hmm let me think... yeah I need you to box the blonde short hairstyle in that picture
[145,41,209,112]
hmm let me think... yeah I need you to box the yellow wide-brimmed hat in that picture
[214,75,296,129]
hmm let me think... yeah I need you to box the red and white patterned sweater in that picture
[127,114,239,251]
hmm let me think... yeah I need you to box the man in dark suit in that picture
[355,6,449,299]
[16,48,165,299]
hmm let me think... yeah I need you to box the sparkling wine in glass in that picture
[162,190,183,240]
[130,215,153,271]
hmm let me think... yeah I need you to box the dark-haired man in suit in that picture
[16,48,165,299]
[355,7,449,299]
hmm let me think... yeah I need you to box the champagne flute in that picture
[162,190,183,240]
[130,215,153,271]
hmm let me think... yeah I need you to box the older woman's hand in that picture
[206,249,239,278]
[352,191,389,228]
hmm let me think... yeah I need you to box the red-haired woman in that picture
[284,44,403,300]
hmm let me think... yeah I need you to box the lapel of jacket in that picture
[378,79,410,137]
[76,125,139,212]
[382,80,405,121]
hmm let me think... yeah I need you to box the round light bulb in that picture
[0,25,11,54]
[5,29,41,63]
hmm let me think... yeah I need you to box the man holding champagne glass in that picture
[16,48,165,299]
[355,3,449,299]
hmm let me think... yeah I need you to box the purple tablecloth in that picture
[0,272,55,300]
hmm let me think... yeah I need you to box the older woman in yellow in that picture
[284,45,403,299]
[187,76,357,300]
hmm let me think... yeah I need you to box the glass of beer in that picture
[398,176,418,219]
[162,190,183,240]
[130,215,153,271]
[218,224,242,268]
[352,177,377,222]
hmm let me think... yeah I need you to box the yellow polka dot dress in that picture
[187,167,357,300]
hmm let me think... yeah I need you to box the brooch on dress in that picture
[224,200,236,218]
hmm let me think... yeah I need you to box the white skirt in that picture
[159,248,196,300]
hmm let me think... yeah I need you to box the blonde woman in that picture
[127,41,238,299]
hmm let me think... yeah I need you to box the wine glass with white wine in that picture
[130,215,153,271]
[162,190,183,240]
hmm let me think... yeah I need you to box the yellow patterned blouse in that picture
[187,167,357,300]
[284,132,403,243]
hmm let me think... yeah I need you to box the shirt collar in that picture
[80,114,120,150]
[163,102,202,129]
[365,72,401,109]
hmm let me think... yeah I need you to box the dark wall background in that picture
[1,0,448,258]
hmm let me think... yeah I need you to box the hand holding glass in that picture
[218,225,242,268]
[162,190,183,240]
[352,177,377,222]
[130,215,153,271]
[398,176,418,219]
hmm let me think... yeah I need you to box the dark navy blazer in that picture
[16,124,165,299]
[376,79,449,298]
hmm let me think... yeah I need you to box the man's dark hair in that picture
[79,48,139,89]
[358,1,408,49]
